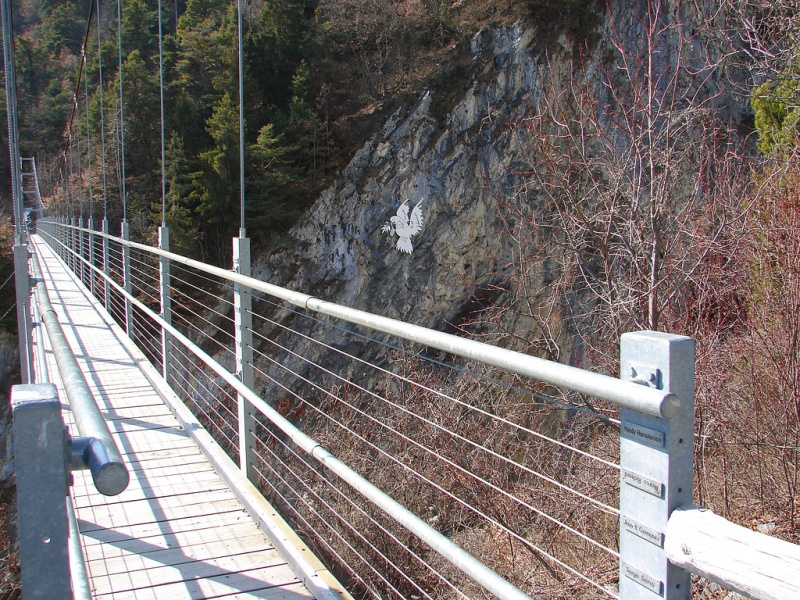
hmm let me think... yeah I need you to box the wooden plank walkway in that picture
[30,236,347,600]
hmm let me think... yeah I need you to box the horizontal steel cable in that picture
[248,315,621,485]
[0,271,14,292]
[251,448,434,600]
[253,461,397,600]
[169,272,236,316]
[169,291,236,337]
[248,355,620,578]
[169,310,236,357]
[247,339,620,533]
[168,340,239,425]
[167,359,239,449]
[251,296,621,427]
[252,435,431,599]
[172,262,236,294]
[251,424,467,600]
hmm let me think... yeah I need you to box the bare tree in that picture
[486,0,751,370]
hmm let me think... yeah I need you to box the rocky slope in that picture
[249,0,752,377]
[259,24,547,330]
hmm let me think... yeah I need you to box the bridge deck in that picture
[31,237,335,600]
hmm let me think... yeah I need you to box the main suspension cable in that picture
[62,0,95,167]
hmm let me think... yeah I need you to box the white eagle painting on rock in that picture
[382,199,425,254]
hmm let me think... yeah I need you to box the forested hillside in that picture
[7,0,587,260]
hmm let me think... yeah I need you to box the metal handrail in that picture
[30,250,129,496]
[52,221,679,418]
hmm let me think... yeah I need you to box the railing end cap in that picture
[660,393,681,419]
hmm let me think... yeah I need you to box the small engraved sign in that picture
[623,469,663,498]
[622,562,663,595]
[621,422,665,449]
[622,515,664,547]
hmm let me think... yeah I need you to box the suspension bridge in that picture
[5,187,798,600]
[4,0,800,597]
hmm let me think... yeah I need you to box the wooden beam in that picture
[665,505,800,600]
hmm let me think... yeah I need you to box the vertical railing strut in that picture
[159,226,171,383]
[88,217,95,297]
[234,234,255,481]
[78,215,85,286]
[619,331,694,599]
[121,221,133,335]
[102,218,111,311]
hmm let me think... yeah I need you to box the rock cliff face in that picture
[253,1,751,364]
[259,23,544,328]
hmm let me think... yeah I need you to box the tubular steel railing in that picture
[31,252,129,494]
[34,217,800,600]
[12,240,130,600]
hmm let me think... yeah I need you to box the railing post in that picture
[121,221,133,336]
[102,218,110,311]
[70,217,76,273]
[88,217,94,297]
[619,331,694,599]
[159,226,172,384]
[233,234,256,482]
[63,218,69,263]
[78,215,85,286]
[13,237,33,383]
[11,383,72,599]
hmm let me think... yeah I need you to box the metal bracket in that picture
[629,364,662,389]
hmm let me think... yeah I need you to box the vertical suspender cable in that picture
[97,0,108,221]
[85,68,93,220]
[62,161,69,219]
[64,136,72,221]
[74,94,83,218]
[67,136,71,216]
[116,0,127,221]
[237,0,245,236]
[157,0,166,226]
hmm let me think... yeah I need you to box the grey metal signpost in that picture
[619,331,695,599]
[12,384,72,599]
